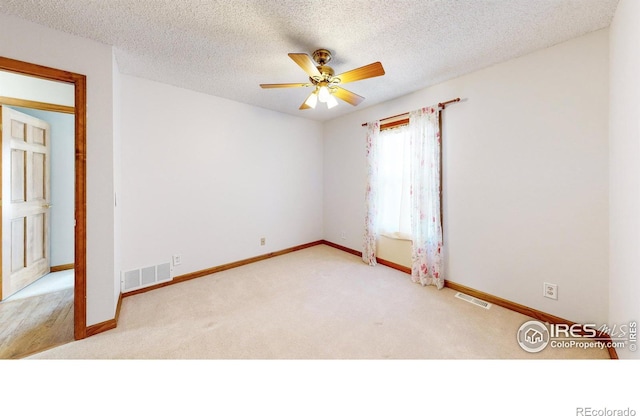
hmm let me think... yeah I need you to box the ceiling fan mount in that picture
[260,48,385,110]
[312,48,332,66]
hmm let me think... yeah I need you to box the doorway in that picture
[0,56,87,342]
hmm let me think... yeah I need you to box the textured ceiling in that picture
[0,0,620,121]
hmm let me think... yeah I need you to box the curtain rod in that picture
[361,97,460,127]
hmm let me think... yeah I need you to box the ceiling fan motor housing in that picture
[309,49,335,84]
[310,65,335,85]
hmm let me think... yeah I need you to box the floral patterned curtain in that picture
[363,121,380,265]
[409,107,443,289]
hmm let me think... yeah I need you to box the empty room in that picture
[0,0,638,412]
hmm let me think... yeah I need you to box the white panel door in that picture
[1,106,51,300]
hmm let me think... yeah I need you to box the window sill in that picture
[380,232,412,242]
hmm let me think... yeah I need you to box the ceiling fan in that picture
[260,49,385,110]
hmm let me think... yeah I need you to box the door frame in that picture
[0,56,87,340]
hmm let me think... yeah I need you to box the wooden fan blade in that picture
[260,83,309,88]
[335,62,385,84]
[332,87,365,106]
[288,53,322,78]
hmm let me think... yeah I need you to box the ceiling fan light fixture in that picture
[326,94,339,109]
[304,91,318,109]
[318,86,330,103]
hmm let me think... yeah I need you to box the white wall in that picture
[324,29,610,325]
[0,13,117,326]
[119,75,323,276]
[8,107,74,267]
[112,51,123,307]
[609,0,640,360]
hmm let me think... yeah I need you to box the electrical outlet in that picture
[340,231,346,240]
[260,237,266,246]
[173,254,182,266]
[543,282,558,300]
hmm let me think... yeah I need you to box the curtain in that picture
[363,121,380,265]
[409,107,443,289]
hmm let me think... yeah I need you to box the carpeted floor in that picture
[28,245,609,359]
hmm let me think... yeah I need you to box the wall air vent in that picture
[121,262,172,293]
[454,292,492,309]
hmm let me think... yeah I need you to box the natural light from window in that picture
[378,124,412,240]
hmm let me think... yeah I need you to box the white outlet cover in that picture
[543,283,558,300]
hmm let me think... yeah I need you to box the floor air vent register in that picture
[121,263,172,292]
[454,292,492,309]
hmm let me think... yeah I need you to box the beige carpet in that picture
[28,245,609,359]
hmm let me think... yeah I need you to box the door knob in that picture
[43,204,53,209]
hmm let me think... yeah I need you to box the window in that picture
[377,124,412,239]
[364,105,446,289]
